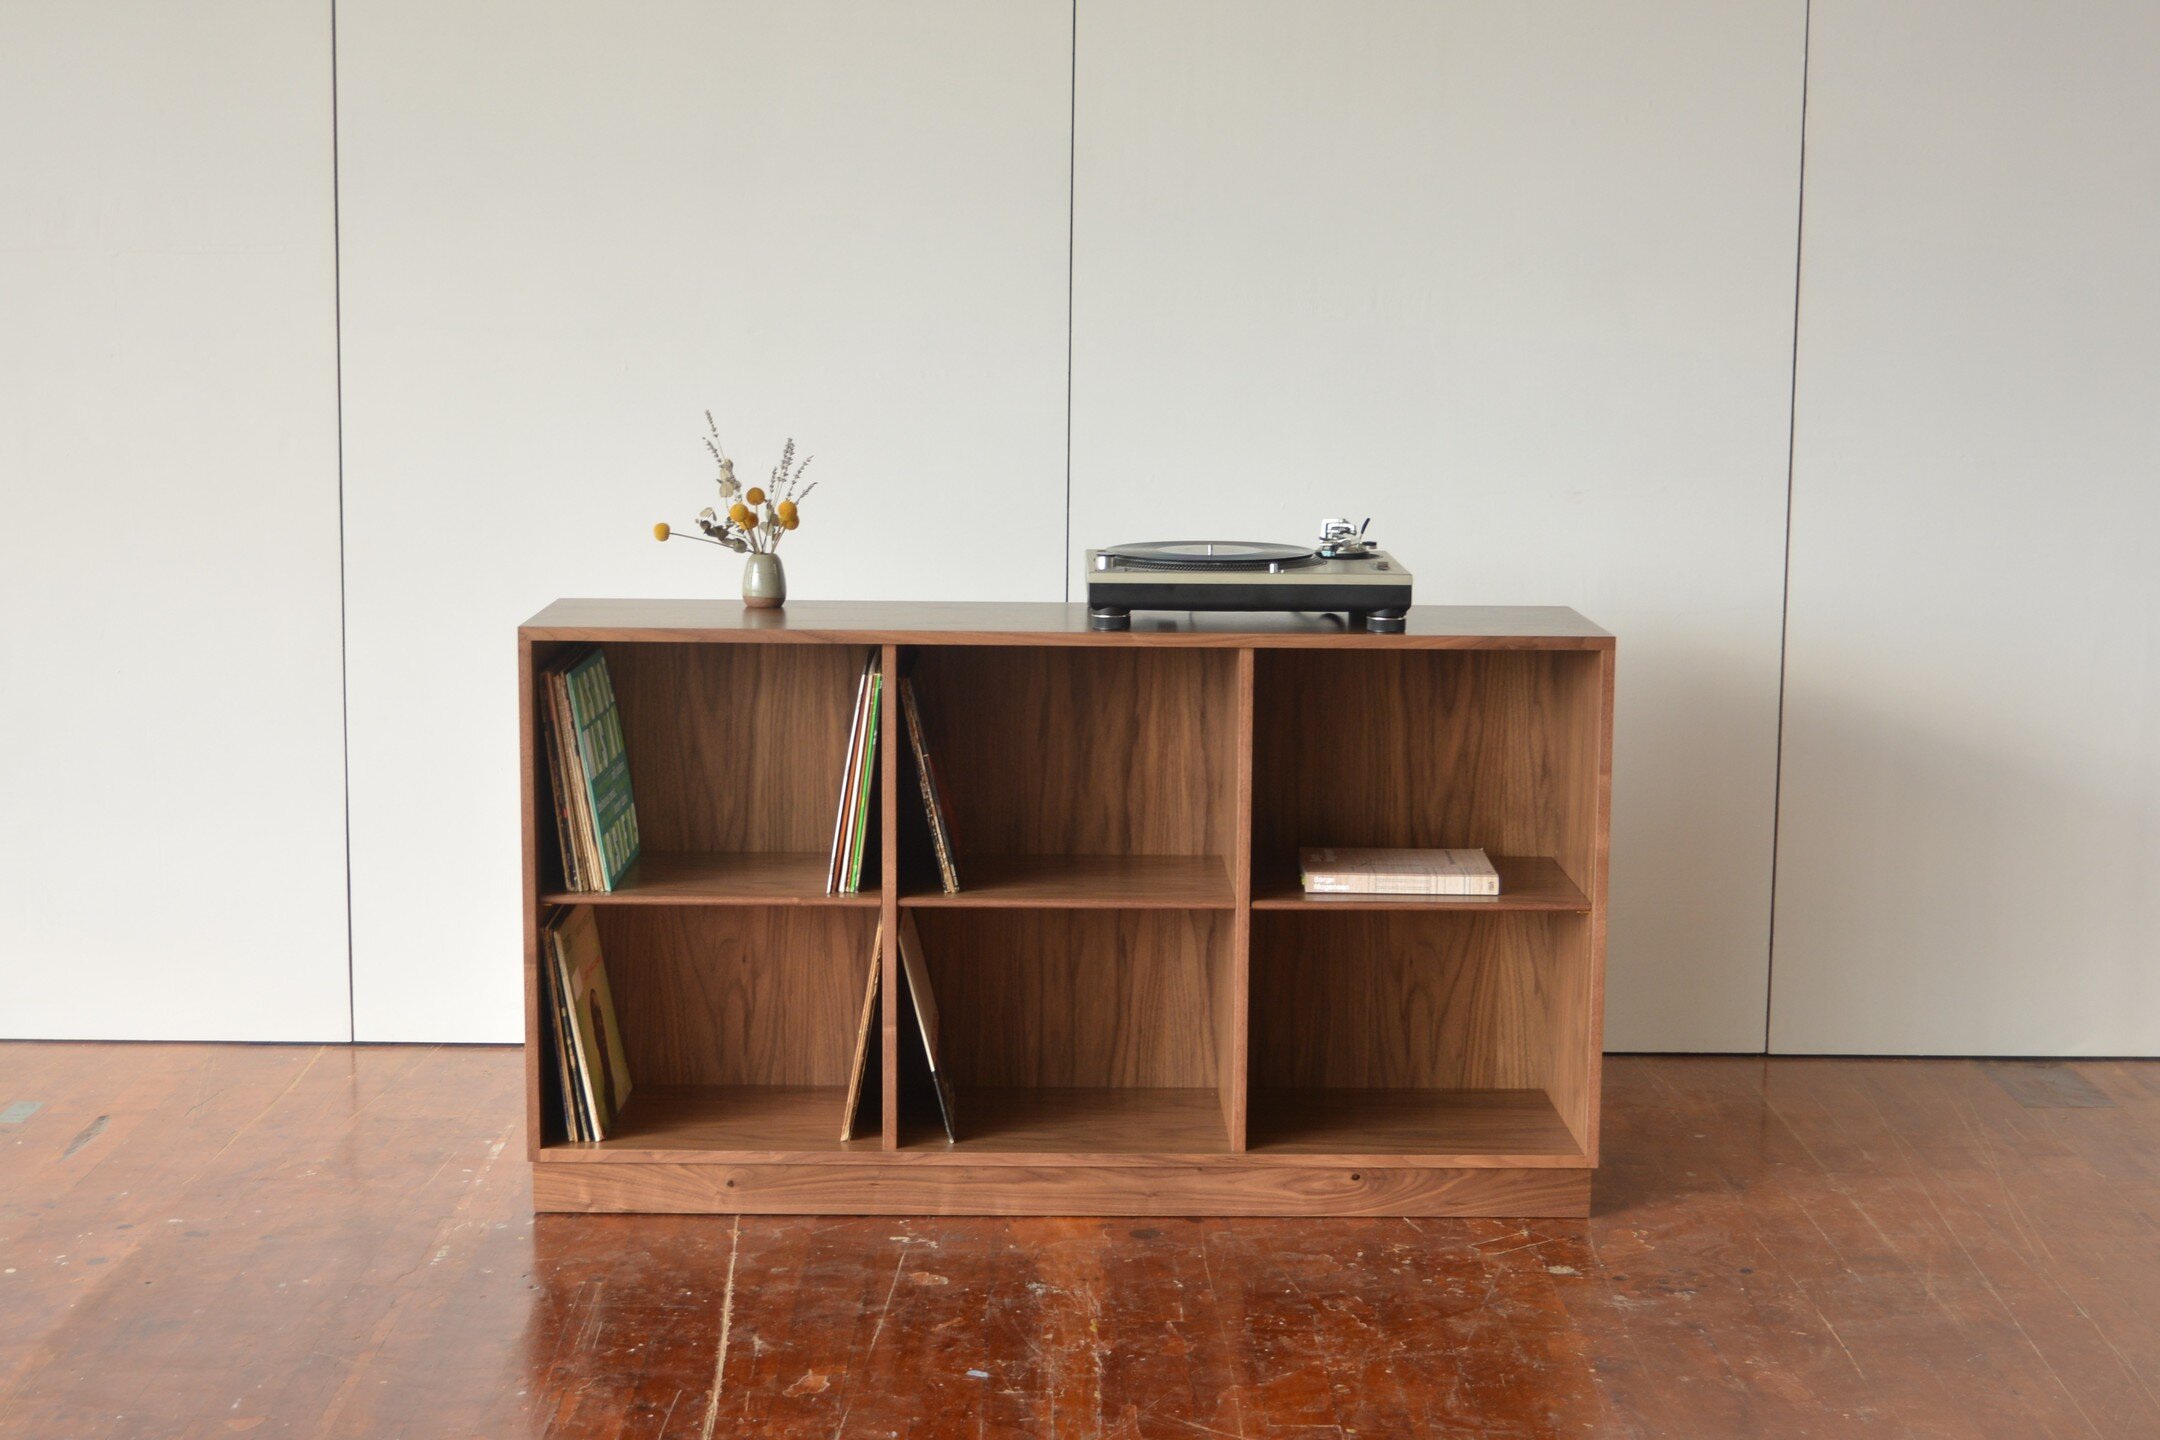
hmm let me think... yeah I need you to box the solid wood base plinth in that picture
[531,1160,1592,1217]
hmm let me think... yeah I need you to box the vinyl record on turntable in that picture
[1096,540,1317,570]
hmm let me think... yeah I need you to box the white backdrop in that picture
[1772,0,2160,1053]
[335,0,1073,1042]
[0,1,351,1041]
[4,1,2156,1055]
[1067,0,1804,1052]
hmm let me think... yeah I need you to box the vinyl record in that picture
[1098,540,1314,569]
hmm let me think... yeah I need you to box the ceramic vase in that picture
[742,553,786,609]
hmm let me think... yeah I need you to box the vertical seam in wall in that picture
[1763,0,1813,1056]
[1061,0,1077,601]
[330,0,356,1045]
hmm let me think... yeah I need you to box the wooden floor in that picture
[3,1046,2158,1437]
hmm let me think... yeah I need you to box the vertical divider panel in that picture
[1223,646,1256,1150]
[880,643,903,1149]
[518,637,543,1159]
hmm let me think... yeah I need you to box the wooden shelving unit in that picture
[519,600,1612,1216]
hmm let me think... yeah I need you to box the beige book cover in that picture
[1300,846,1501,895]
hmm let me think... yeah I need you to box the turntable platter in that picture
[1097,540,1315,570]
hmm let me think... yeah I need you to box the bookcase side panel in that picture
[520,638,544,1158]
[1538,647,1608,1157]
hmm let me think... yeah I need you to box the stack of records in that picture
[542,648,641,892]
[826,654,882,894]
[541,905,633,1141]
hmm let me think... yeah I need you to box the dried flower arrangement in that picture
[652,412,816,554]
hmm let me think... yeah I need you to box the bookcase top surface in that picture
[521,599,1612,647]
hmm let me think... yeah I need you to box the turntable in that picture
[1086,519,1412,632]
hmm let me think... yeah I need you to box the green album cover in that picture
[563,650,641,891]
[846,669,881,892]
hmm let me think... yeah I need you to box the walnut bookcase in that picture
[519,600,1613,1217]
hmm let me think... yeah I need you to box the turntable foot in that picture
[1365,608,1407,634]
[1088,605,1131,631]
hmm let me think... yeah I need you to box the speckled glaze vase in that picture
[742,553,786,609]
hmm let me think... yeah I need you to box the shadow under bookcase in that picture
[518,601,1612,1217]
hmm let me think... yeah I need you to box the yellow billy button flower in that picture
[777,500,799,529]
[653,522,671,541]
[728,502,754,526]
[745,486,767,506]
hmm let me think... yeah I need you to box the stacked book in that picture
[542,648,641,893]
[827,654,883,894]
[1299,846,1501,898]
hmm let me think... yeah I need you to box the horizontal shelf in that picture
[1248,1088,1585,1166]
[539,851,879,907]
[899,1086,1231,1157]
[1252,855,1590,912]
[901,854,1235,909]
[543,1086,1587,1168]
[538,1085,883,1161]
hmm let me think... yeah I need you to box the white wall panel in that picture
[1771,2,2160,1054]
[337,1,1073,1040]
[0,3,349,1039]
[1069,1,1807,1050]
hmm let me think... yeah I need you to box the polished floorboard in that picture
[2,1044,2158,1437]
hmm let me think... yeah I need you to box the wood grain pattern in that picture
[531,1159,1589,1217]
[880,645,902,1151]
[906,645,1239,858]
[604,640,870,855]
[596,907,876,1090]
[1252,854,1590,911]
[1251,647,1604,873]
[1250,912,1558,1091]
[541,1084,885,1160]
[1248,1087,1585,1163]
[540,850,880,906]
[897,853,1233,908]
[519,638,545,1159]
[523,597,1615,645]
[897,1086,1230,1157]
[910,909,1229,1090]
[1222,646,1255,1148]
